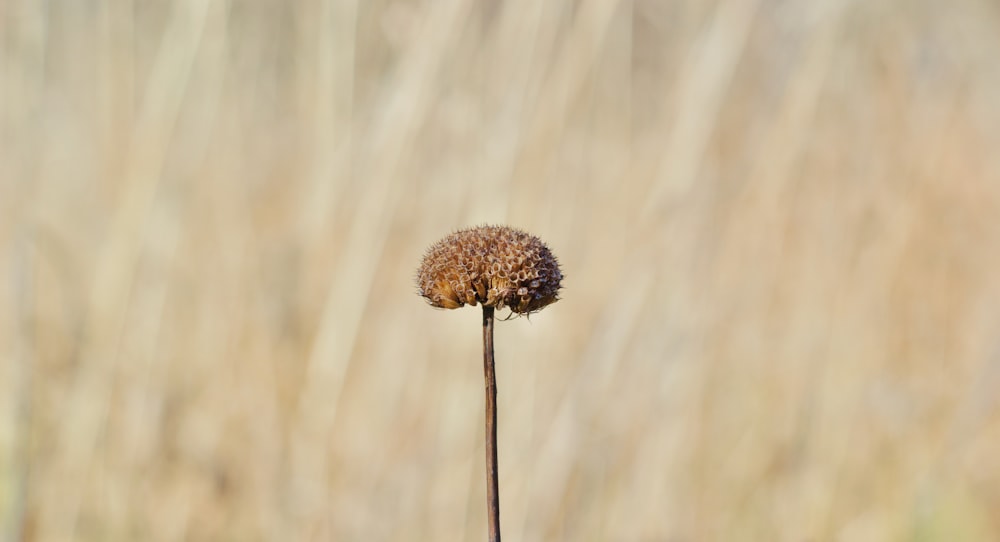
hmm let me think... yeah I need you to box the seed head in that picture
[416,225,562,315]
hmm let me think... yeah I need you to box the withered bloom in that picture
[416,224,562,542]
[416,225,562,315]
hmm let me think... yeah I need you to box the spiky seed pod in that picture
[416,225,562,315]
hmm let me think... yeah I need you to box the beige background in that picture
[3,0,1000,540]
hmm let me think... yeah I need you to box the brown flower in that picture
[416,225,562,315]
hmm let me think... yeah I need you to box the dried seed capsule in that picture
[416,225,562,315]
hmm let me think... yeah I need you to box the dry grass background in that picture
[3,0,1000,540]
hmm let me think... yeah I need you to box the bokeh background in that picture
[4,0,1000,540]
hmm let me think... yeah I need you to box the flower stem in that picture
[482,305,501,542]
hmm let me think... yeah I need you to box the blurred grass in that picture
[3,0,1000,540]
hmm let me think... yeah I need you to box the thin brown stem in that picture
[482,305,500,542]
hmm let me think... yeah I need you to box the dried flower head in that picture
[417,225,562,315]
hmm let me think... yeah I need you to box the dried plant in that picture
[417,225,563,542]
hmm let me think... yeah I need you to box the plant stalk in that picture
[482,305,501,542]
